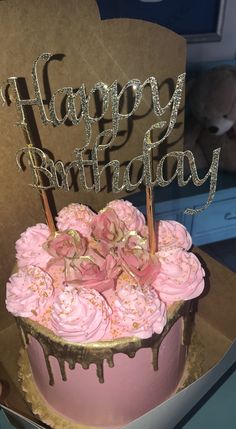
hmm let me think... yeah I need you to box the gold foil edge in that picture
[16,300,192,385]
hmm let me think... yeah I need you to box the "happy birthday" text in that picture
[4,53,221,214]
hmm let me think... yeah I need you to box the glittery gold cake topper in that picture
[2,53,220,216]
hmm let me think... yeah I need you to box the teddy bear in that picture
[184,65,236,172]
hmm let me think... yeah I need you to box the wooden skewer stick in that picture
[146,185,156,255]
[145,134,156,255]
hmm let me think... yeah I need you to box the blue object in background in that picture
[97,0,221,36]
[0,409,12,429]
[176,364,236,428]
[0,407,44,429]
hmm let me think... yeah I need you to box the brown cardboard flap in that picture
[194,248,236,342]
[0,0,186,309]
[0,324,32,418]
[195,315,232,371]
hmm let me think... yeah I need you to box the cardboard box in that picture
[0,248,236,428]
[0,0,185,296]
[0,1,235,428]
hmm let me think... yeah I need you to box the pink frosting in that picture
[153,249,205,303]
[7,200,206,344]
[107,200,145,232]
[156,220,192,251]
[47,263,67,295]
[56,204,96,238]
[50,286,112,342]
[6,266,54,319]
[110,281,166,339]
[16,224,51,270]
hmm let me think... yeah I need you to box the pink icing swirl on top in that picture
[7,199,206,343]
[156,220,192,251]
[110,281,166,339]
[50,286,112,342]
[6,266,54,319]
[153,249,205,303]
[107,200,145,232]
[56,204,96,238]
[16,224,51,270]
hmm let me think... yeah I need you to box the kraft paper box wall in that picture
[0,1,235,428]
[0,0,186,294]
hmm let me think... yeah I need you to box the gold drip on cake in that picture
[42,350,55,386]
[18,327,205,429]
[182,299,197,347]
[18,347,113,429]
[16,300,194,386]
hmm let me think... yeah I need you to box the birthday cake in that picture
[6,199,205,428]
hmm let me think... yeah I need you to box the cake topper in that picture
[1,53,221,250]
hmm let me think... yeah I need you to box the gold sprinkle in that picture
[133,322,140,329]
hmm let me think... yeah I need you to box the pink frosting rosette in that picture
[153,249,205,303]
[45,230,87,261]
[107,200,145,232]
[110,281,166,339]
[119,234,160,285]
[91,208,126,253]
[56,203,96,238]
[156,220,192,251]
[16,223,51,270]
[6,266,54,319]
[50,285,112,342]
[66,252,121,292]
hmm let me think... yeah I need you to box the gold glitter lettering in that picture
[2,53,220,214]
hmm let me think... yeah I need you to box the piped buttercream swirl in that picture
[50,285,112,342]
[110,280,166,339]
[16,224,51,270]
[6,266,54,319]
[107,200,145,232]
[153,249,205,303]
[156,220,192,251]
[56,204,96,238]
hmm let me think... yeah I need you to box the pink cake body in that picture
[27,317,186,428]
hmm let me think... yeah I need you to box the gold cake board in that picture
[18,331,204,429]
